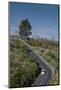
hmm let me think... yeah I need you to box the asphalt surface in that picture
[24,42,53,86]
[10,37,53,86]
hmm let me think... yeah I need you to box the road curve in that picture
[10,37,54,86]
[24,41,53,86]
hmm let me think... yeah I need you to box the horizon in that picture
[9,2,59,41]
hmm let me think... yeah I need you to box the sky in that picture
[9,2,59,41]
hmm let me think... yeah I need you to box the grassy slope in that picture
[10,39,40,88]
[27,39,59,85]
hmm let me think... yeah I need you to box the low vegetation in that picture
[27,39,59,85]
[10,39,41,88]
[10,38,59,87]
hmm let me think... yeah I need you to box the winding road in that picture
[24,41,53,86]
[11,37,54,86]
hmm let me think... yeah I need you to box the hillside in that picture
[27,39,59,85]
[9,38,59,87]
[9,39,41,88]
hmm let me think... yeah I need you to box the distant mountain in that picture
[10,35,20,40]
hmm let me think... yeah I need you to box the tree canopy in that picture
[19,19,32,39]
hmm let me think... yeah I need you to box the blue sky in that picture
[9,2,59,41]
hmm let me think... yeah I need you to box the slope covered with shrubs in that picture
[27,39,59,85]
[10,39,40,88]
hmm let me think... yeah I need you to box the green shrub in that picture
[10,39,40,88]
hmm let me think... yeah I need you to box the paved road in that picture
[10,38,53,86]
[24,42,53,86]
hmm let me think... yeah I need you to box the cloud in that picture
[32,28,58,40]
[10,26,19,35]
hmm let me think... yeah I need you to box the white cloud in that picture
[10,26,19,35]
[32,28,57,40]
